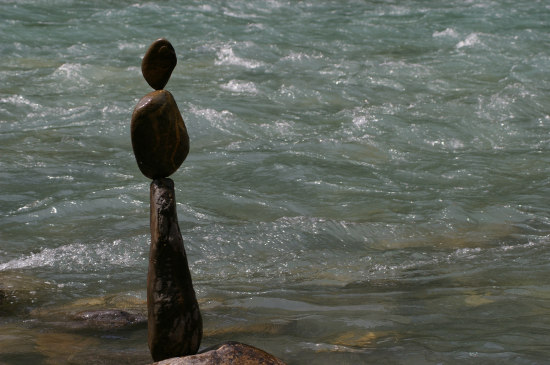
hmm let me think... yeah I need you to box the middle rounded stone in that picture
[131,90,189,179]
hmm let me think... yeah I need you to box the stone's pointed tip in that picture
[142,38,177,90]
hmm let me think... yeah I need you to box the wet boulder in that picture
[152,341,286,365]
[71,309,146,329]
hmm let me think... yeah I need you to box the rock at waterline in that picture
[29,294,147,330]
[71,309,146,329]
[142,38,177,90]
[131,90,190,179]
[152,342,286,365]
[148,178,202,360]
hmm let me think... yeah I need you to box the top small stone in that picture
[141,38,177,90]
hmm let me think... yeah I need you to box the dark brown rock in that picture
[142,38,177,90]
[131,90,189,179]
[152,342,286,365]
[148,178,202,361]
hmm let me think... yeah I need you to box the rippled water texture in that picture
[1,0,550,364]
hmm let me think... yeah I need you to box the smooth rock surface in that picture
[148,178,202,361]
[142,38,177,90]
[152,342,287,365]
[131,90,189,179]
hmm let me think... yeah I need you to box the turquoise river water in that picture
[1,0,550,364]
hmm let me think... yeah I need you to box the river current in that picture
[1,1,550,364]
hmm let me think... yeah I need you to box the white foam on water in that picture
[352,111,371,127]
[425,138,465,150]
[215,44,264,69]
[14,197,54,214]
[258,120,296,139]
[433,28,459,38]
[0,239,144,272]
[282,51,323,62]
[198,4,213,12]
[187,104,244,140]
[51,62,93,91]
[223,9,259,19]
[189,104,234,124]
[1,95,42,111]
[117,41,141,51]
[456,33,481,49]
[220,79,258,94]
[128,2,163,11]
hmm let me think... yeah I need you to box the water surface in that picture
[1,1,550,364]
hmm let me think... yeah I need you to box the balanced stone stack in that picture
[131,38,201,361]
[131,38,285,365]
[132,39,189,180]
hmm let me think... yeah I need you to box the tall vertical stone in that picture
[148,178,202,361]
[133,38,285,365]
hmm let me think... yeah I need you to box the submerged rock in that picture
[71,309,146,329]
[152,342,286,365]
[30,294,147,330]
[0,271,53,316]
[35,332,100,363]
[131,90,189,179]
[0,324,36,355]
